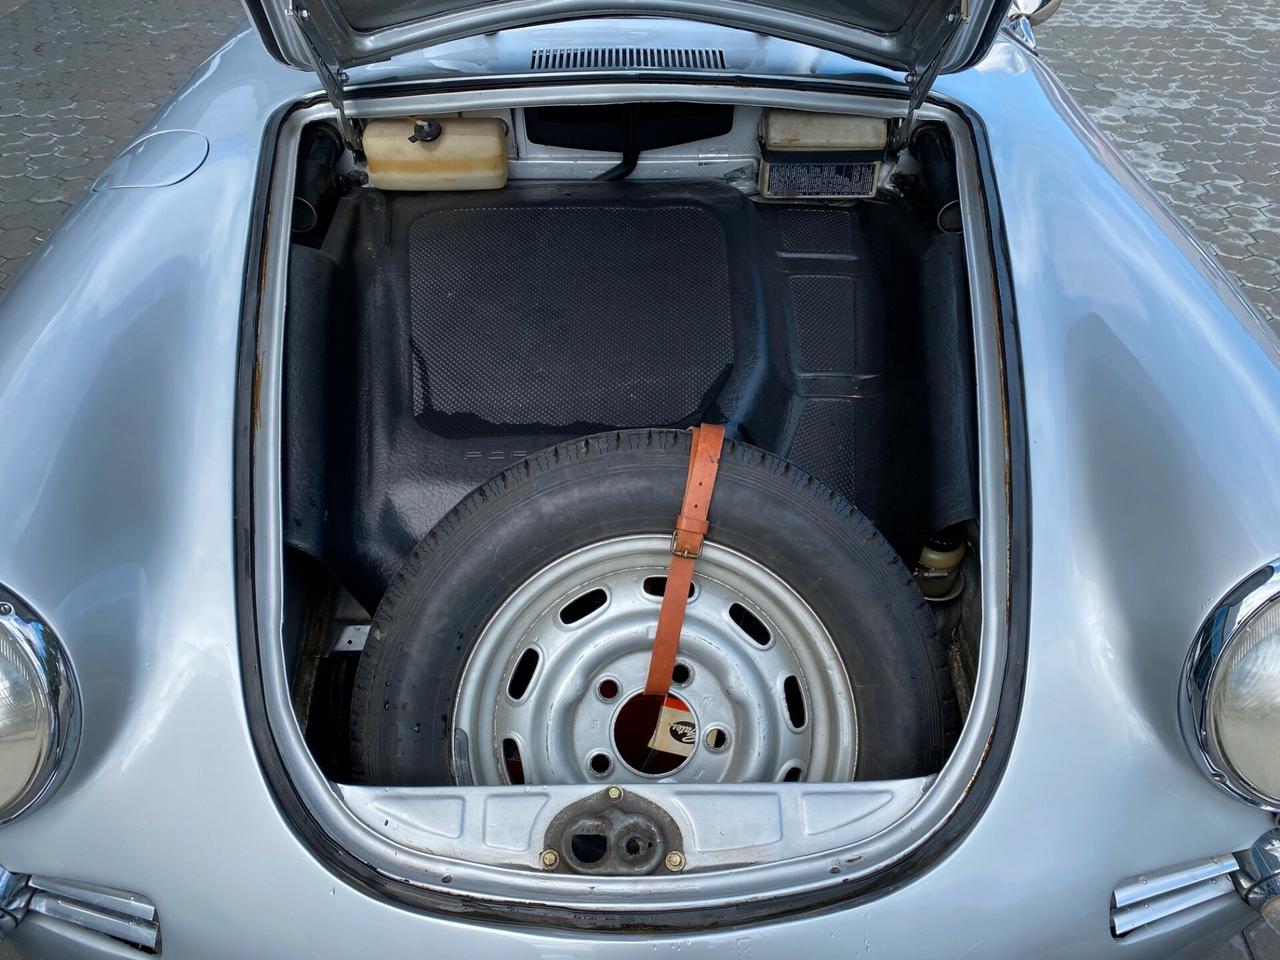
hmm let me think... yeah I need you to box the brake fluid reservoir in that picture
[363,117,508,191]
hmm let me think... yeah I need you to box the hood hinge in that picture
[288,1,361,152]
[889,0,968,151]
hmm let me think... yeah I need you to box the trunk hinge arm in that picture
[889,0,968,152]
[288,1,362,152]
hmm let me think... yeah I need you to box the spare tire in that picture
[350,430,956,786]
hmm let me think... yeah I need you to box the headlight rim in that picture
[1181,561,1280,812]
[0,595,79,824]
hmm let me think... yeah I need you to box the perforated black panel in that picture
[408,203,734,433]
[779,208,854,256]
[789,399,859,506]
[790,275,859,371]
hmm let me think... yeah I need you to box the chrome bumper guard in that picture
[0,868,159,952]
[1112,827,1280,940]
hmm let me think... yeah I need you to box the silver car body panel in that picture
[0,17,1274,957]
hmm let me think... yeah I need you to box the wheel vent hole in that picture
[781,764,804,782]
[783,674,807,730]
[570,832,609,865]
[502,737,524,785]
[705,727,729,752]
[671,662,692,686]
[643,576,695,599]
[588,752,613,776]
[597,678,620,701]
[559,588,608,625]
[729,603,771,646]
[507,647,540,700]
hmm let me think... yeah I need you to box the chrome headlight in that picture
[0,597,79,823]
[1182,562,1280,810]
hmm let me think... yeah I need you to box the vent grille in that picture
[530,47,727,71]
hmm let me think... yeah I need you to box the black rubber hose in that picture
[595,148,639,182]
[595,103,640,181]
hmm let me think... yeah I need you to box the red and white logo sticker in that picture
[647,695,697,757]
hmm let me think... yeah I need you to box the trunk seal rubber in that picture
[233,79,1030,932]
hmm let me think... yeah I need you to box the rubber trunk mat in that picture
[408,198,734,435]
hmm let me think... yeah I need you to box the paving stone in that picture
[0,225,36,258]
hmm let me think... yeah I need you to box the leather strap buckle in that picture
[670,531,703,560]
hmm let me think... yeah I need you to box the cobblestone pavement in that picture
[1038,0,1280,326]
[0,1,1277,958]
[0,0,241,294]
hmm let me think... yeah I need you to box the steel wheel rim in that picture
[453,535,857,785]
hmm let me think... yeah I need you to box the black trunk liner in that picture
[407,200,734,435]
[284,180,977,610]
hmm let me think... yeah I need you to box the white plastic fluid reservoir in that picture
[363,117,508,191]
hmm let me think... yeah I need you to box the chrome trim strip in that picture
[0,871,159,948]
[28,892,159,951]
[1179,560,1280,811]
[1113,854,1238,909]
[1111,874,1238,937]
[1110,838,1280,939]
[28,877,156,923]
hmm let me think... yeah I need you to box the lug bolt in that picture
[665,851,686,872]
[0,603,11,617]
[540,849,560,870]
[606,786,624,802]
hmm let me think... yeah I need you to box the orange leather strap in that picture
[643,424,726,698]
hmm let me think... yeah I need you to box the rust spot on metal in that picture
[259,210,273,293]
[250,203,272,436]
[961,728,997,798]
[987,260,1015,626]
[251,357,264,434]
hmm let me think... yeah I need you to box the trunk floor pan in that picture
[285,180,975,608]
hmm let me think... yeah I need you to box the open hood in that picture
[244,0,1007,88]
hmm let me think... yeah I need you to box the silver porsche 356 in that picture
[0,0,1276,956]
